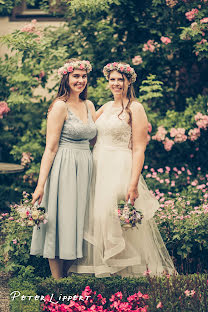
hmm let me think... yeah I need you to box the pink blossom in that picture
[63,70,67,75]
[132,55,143,65]
[0,101,10,119]
[67,66,73,72]
[197,39,208,45]
[200,17,208,24]
[161,36,171,45]
[148,122,152,133]
[143,40,159,52]
[163,138,174,151]
[8,217,14,220]
[80,64,84,69]
[170,128,187,143]
[158,168,164,173]
[166,0,178,7]
[188,128,200,141]
[157,301,163,308]
[191,180,198,186]
[143,269,152,276]
[12,239,17,244]
[152,126,167,141]
[185,9,199,21]
[21,152,34,167]
[144,165,148,169]
[191,22,198,29]
[184,289,196,297]
[195,113,208,130]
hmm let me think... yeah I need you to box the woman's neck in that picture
[66,93,83,106]
[113,96,129,107]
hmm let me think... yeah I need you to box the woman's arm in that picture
[95,101,111,120]
[125,102,148,205]
[32,101,67,205]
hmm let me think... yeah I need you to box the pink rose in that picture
[12,239,17,244]
[80,64,84,69]
[185,8,199,21]
[132,55,143,65]
[119,66,124,71]
[161,36,171,45]
[200,17,208,23]
[63,70,67,75]
[113,62,118,66]
[126,67,131,71]
[67,66,73,72]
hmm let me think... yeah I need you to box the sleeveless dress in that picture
[30,101,97,260]
[69,101,176,277]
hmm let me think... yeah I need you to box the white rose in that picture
[32,210,39,220]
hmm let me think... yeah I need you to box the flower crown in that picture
[103,62,137,83]
[58,60,92,78]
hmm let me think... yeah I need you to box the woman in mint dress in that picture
[30,59,97,279]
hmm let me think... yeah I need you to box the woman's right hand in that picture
[32,186,44,205]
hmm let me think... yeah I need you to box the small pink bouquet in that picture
[16,192,48,229]
[117,200,143,229]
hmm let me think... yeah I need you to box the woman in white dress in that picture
[69,62,176,277]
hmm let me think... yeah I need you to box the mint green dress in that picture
[30,101,97,260]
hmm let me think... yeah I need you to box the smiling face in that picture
[68,69,87,94]
[108,70,130,98]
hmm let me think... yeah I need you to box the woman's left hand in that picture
[125,186,139,206]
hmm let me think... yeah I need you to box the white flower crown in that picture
[58,60,92,78]
[103,62,137,83]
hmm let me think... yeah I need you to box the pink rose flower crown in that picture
[57,60,92,78]
[103,62,137,83]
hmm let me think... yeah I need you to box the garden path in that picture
[0,271,10,312]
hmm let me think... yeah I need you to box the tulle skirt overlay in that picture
[69,144,176,277]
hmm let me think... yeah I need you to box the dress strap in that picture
[85,100,92,119]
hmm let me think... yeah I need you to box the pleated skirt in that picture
[30,141,93,260]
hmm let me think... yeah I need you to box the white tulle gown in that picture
[69,102,176,277]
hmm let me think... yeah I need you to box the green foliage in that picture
[69,0,120,13]
[0,206,50,277]
[88,77,112,107]
[38,274,208,312]
[138,74,163,109]
[0,0,46,15]
[9,272,42,312]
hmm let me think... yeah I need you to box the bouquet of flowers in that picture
[117,200,143,229]
[16,192,48,229]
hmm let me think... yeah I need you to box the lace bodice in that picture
[59,101,97,144]
[95,102,131,149]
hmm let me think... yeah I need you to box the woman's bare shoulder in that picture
[130,100,144,112]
